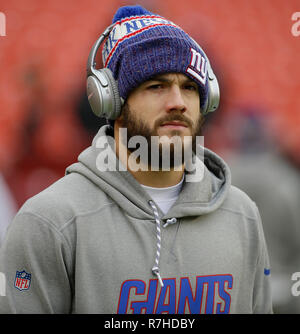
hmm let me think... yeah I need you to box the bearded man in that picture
[0,5,272,314]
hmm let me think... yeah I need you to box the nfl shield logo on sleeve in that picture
[14,270,31,291]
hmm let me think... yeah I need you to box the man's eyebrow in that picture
[145,75,171,83]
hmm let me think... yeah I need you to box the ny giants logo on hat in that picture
[102,15,179,67]
[187,48,208,86]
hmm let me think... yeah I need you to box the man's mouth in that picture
[160,121,188,129]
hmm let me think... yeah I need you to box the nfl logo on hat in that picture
[14,270,31,291]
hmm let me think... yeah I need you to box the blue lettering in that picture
[124,20,139,34]
[177,275,232,314]
[107,27,118,50]
[117,275,233,314]
[155,279,176,314]
[138,18,157,28]
[216,276,233,314]
[130,279,157,314]
[201,276,216,314]
[177,277,203,314]
[118,280,145,314]
[138,19,150,28]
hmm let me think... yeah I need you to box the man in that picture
[0,5,272,314]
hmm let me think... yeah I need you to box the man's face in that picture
[118,72,204,168]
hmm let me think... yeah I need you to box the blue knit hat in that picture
[102,5,209,109]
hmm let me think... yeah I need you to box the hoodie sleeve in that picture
[252,205,273,314]
[0,212,73,314]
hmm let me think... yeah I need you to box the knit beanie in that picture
[102,5,209,109]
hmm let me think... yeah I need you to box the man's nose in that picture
[165,86,187,113]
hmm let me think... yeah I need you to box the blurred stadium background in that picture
[0,0,299,313]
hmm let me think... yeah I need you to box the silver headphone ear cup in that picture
[102,68,122,120]
[86,68,122,120]
[201,67,220,115]
[206,74,220,113]
[87,73,105,118]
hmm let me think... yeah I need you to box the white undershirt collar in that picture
[141,174,185,214]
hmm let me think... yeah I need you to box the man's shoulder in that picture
[17,172,110,230]
[221,184,259,221]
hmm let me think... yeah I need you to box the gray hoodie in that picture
[0,125,272,314]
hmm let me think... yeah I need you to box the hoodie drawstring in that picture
[148,200,178,288]
[149,200,164,287]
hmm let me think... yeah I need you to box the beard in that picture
[119,102,205,170]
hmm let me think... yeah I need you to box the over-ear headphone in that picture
[86,24,122,120]
[86,24,220,120]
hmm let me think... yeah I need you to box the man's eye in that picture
[184,85,198,91]
[147,84,163,90]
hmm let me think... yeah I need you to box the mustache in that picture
[154,113,194,130]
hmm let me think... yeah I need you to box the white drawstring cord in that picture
[149,200,164,287]
[163,217,177,228]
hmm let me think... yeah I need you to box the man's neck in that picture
[129,169,184,188]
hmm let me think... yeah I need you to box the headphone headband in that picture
[87,24,114,77]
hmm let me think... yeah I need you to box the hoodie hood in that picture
[66,125,231,220]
